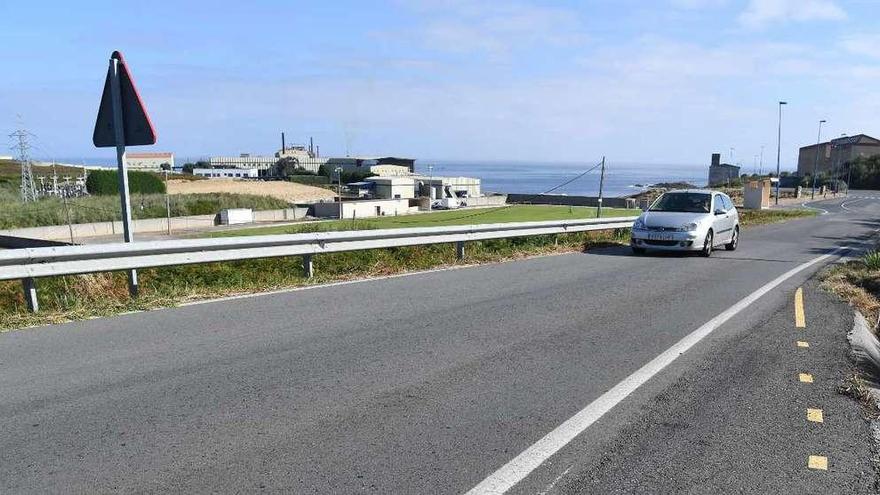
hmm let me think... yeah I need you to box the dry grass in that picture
[167,178,335,203]
[821,257,880,327]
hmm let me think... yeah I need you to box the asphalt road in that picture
[2,193,879,493]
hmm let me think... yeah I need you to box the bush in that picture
[863,251,880,271]
[86,169,166,195]
[287,175,329,185]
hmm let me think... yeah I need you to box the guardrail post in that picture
[456,241,465,260]
[21,277,38,312]
[302,254,314,278]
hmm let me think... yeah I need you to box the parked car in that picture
[630,190,739,256]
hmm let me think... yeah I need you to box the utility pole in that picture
[10,126,38,202]
[811,119,826,200]
[164,170,172,235]
[335,167,343,219]
[596,156,606,218]
[775,101,787,205]
[62,192,75,244]
[428,164,434,212]
[759,145,764,175]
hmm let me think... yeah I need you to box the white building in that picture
[193,168,259,179]
[208,154,277,172]
[126,152,174,171]
[312,198,418,219]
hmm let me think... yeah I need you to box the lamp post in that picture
[774,101,787,205]
[810,119,826,200]
[335,166,343,219]
[428,164,433,212]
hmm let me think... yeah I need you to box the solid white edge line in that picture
[799,201,829,215]
[840,198,865,212]
[465,246,848,495]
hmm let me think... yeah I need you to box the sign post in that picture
[93,51,157,297]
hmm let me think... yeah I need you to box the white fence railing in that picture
[0,216,635,312]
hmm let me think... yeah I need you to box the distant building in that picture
[208,154,277,175]
[193,167,259,179]
[126,152,174,171]
[351,175,481,201]
[326,157,416,174]
[797,134,880,177]
[708,153,740,186]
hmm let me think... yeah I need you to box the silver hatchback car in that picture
[630,190,739,256]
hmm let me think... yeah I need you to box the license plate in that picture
[648,233,673,241]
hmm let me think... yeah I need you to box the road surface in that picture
[2,194,879,493]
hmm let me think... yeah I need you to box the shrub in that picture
[863,251,880,271]
[86,169,166,195]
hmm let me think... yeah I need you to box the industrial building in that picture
[193,167,259,179]
[345,175,482,202]
[311,198,418,219]
[708,153,740,186]
[208,154,278,174]
[797,134,880,177]
[126,152,174,171]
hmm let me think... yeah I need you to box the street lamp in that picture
[428,164,434,212]
[774,101,787,205]
[810,119,827,200]
[335,166,343,219]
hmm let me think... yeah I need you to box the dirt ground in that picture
[167,179,335,203]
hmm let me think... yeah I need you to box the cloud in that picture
[390,1,587,59]
[668,0,729,9]
[840,34,880,58]
[739,0,846,28]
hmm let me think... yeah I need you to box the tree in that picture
[181,162,195,174]
[160,162,171,171]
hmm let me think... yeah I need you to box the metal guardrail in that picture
[0,216,635,312]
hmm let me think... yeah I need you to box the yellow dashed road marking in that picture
[808,455,828,470]
[807,408,824,423]
[794,287,806,328]
[799,373,814,383]
[797,341,810,348]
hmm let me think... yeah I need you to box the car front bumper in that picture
[631,229,702,251]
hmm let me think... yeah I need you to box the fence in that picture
[0,216,635,312]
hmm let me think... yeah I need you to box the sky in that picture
[1,0,878,169]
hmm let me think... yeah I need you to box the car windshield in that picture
[649,193,711,213]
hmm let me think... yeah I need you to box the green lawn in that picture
[210,205,641,237]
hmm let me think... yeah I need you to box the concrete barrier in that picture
[506,194,636,209]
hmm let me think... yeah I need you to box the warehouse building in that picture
[193,167,259,179]
[797,134,880,177]
[126,152,174,171]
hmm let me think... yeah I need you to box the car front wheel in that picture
[701,230,713,257]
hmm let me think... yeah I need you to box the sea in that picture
[417,160,707,198]
[56,157,708,198]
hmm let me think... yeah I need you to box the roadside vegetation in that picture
[822,250,880,328]
[0,192,289,230]
[0,161,290,229]
[738,208,817,227]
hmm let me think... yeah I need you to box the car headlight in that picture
[633,218,646,230]
[678,222,698,232]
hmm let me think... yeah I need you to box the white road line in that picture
[799,201,829,215]
[840,198,866,212]
[465,246,849,495]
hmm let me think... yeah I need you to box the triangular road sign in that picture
[93,51,157,148]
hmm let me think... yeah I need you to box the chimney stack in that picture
[711,153,721,167]
[281,132,286,153]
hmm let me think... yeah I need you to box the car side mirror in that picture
[714,208,726,215]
